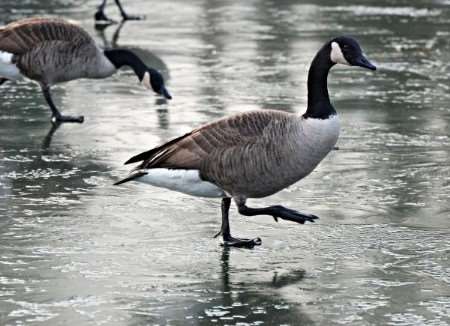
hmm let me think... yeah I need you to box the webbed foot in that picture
[270,206,319,224]
[121,13,144,20]
[51,115,84,124]
[222,235,262,249]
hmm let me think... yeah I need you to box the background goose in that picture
[95,0,142,24]
[0,17,171,123]
[115,36,376,248]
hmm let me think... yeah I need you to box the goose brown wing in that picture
[126,111,280,171]
[0,17,93,55]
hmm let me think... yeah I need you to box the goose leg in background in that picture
[214,197,262,249]
[41,85,84,124]
[0,78,8,86]
[111,21,126,46]
[114,0,143,20]
[94,0,116,24]
[236,199,319,224]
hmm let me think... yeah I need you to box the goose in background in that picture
[115,36,376,248]
[95,0,142,24]
[0,17,171,124]
[96,20,170,82]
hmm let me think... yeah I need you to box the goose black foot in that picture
[222,235,262,249]
[238,204,319,224]
[215,197,262,249]
[270,206,318,224]
[0,78,7,86]
[121,13,143,20]
[51,115,84,124]
[42,85,84,124]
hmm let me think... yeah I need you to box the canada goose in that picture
[95,0,141,24]
[115,36,376,248]
[0,17,171,123]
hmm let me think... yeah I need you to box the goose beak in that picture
[353,55,376,71]
[160,86,172,100]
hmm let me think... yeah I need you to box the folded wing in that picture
[124,110,280,171]
[0,17,93,55]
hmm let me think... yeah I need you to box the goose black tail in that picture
[114,170,148,185]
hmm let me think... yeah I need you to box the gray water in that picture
[0,0,449,325]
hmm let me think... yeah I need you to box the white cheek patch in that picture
[141,71,152,89]
[330,42,350,65]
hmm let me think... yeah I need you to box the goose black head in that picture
[141,68,172,100]
[329,36,376,71]
[103,49,173,99]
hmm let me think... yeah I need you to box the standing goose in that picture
[95,0,141,23]
[115,36,376,248]
[0,17,171,123]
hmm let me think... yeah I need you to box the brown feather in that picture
[0,17,93,55]
[127,110,280,172]
[120,110,340,198]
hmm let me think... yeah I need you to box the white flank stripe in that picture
[0,51,23,81]
[136,169,225,198]
[0,51,13,64]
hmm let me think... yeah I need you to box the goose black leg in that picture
[41,85,84,124]
[237,201,318,224]
[0,78,8,86]
[115,0,143,20]
[214,198,261,249]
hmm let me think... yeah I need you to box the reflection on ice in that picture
[0,0,449,325]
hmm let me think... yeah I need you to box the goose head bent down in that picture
[0,17,171,124]
[115,36,376,249]
[103,49,171,100]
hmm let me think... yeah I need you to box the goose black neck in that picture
[104,49,146,80]
[303,44,336,119]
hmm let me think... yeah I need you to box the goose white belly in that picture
[0,51,23,81]
[136,168,226,198]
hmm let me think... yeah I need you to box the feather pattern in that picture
[0,17,115,84]
[121,110,340,198]
[0,17,92,55]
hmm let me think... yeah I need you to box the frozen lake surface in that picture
[0,0,449,325]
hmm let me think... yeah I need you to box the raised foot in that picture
[52,115,84,124]
[271,206,319,224]
[221,236,262,249]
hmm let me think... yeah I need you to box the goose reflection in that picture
[213,247,311,326]
[124,247,312,325]
[94,0,143,25]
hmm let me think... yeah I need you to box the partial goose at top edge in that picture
[114,36,376,249]
[95,0,143,25]
[0,17,171,124]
